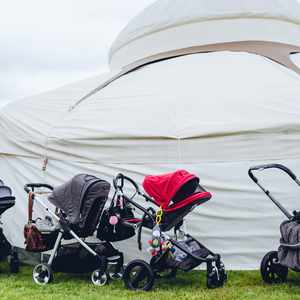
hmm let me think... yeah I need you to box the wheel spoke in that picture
[131,267,148,288]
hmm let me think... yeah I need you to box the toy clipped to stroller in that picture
[23,174,123,286]
[109,170,227,291]
[249,164,300,284]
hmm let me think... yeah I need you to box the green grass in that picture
[1,263,300,300]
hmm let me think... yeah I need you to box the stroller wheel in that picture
[9,250,20,273]
[261,251,288,284]
[216,260,227,287]
[123,259,155,291]
[91,270,109,286]
[107,258,123,280]
[207,266,220,289]
[32,264,53,285]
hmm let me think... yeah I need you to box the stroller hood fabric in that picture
[278,220,300,271]
[48,174,110,226]
[143,170,198,208]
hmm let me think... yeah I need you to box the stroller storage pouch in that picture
[51,242,119,273]
[278,220,300,271]
[97,205,136,242]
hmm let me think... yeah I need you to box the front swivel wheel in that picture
[91,270,109,286]
[32,264,53,285]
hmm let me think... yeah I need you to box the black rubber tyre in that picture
[8,250,20,274]
[91,270,109,286]
[260,251,288,284]
[217,260,227,287]
[207,267,220,289]
[123,259,155,291]
[32,264,53,285]
[9,257,20,274]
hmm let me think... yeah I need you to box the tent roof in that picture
[2,51,300,164]
[109,0,300,69]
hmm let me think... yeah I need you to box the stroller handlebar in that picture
[248,163,298,183]
[24,183,54,194]
[113,173,141,194]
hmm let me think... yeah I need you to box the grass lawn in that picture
[1,263,300,300]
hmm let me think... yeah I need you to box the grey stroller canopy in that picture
[0,179,15,215]
[48,174,110,237]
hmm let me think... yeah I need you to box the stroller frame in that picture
[249,163,300,284]
[24,183,119,286]
[111,173,227,291]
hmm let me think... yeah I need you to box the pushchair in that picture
[103,170,227,291]
[249,164,300,284]
[23,174,123,285]
[0,179,19,273]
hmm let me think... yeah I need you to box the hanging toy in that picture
[109,215,119,234]
[109,215,119,225]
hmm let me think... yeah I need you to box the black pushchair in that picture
[0,179,19,273]
[249,164,300,284]
[24,174,123,285]
[100,170,227,291]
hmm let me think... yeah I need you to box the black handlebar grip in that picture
[24,185,31,194]
[248,169,258,183]
[113,173,124,189]
[24,183,54,193]
[248,163,298,182]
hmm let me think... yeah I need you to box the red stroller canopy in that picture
[143,170,198,209]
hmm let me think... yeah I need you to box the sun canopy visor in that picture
[143,170,199,208]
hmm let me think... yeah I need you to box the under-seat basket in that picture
[164,239,210,271]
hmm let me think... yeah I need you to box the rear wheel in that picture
[123,259,155,291]
[261,251,288,284]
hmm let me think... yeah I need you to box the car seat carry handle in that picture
[113,173,141,194]
[248,164,298,184]
[24,183,54,194]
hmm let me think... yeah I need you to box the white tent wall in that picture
[1,50,300,269]
[1,155,300,270]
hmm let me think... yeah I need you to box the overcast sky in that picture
[0,0,154,105]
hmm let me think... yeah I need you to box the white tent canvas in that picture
[1,0,300,269]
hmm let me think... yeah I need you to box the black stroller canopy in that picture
[48,174,110,227]
[0,184,15,215]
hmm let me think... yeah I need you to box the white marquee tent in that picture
[1,0,300,269]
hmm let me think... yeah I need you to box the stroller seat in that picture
[164,191,212,213]
[143,170,211,231]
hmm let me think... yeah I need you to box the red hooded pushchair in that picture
[103,170,227,291]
